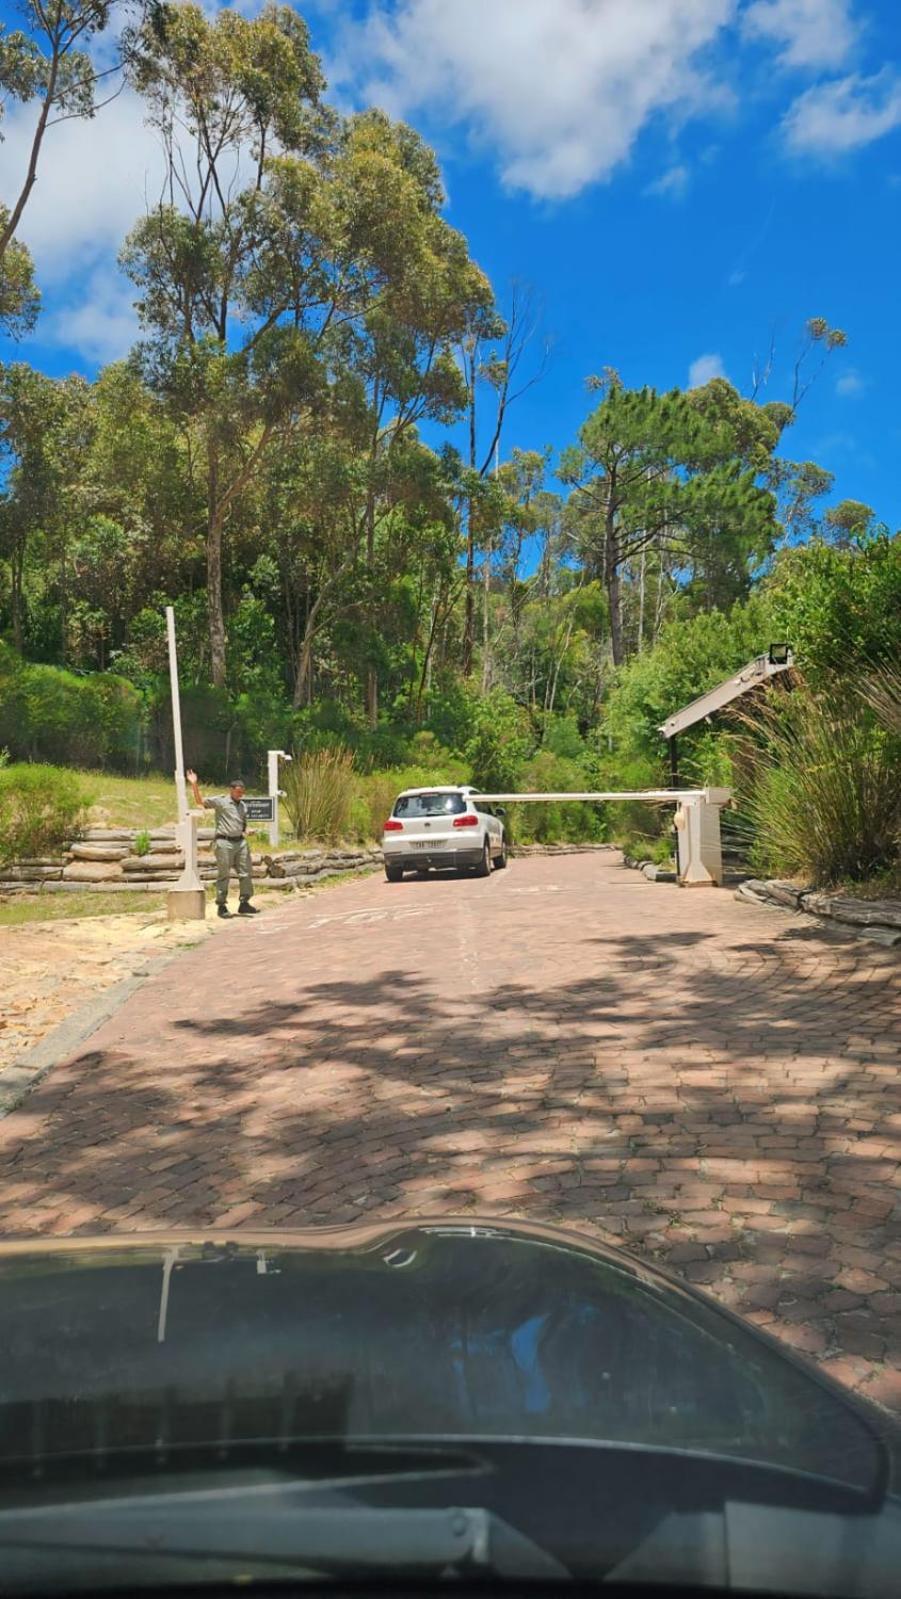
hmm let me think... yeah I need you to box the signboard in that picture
[244,796,275,822]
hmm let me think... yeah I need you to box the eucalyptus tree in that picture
[122,4,493,698]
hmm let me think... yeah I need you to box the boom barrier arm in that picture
[471,788,732,888]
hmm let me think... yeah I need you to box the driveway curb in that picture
[0,949,185,1120]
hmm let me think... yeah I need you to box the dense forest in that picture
[1,3,899,880]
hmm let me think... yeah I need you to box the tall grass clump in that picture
[741,685,900,887]
[283,748,356,844]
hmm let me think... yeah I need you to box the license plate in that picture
[412,840,443,849]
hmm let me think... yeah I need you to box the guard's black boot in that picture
[217,903,231,918]
[238,900,260,915]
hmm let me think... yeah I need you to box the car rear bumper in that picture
[384,846,485,871]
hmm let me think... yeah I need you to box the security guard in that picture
[186,769,260,919]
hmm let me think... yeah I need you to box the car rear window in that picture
[394,792,467,817]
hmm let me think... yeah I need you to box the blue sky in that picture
[2,0,900,527]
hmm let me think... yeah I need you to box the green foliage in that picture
[512,748,605,844]
[0,644,143,768]
[741,688,900,886]
[0,763,88,864]
[464,688,533,792]
[282,747,356,843]
[766,532,901,686]
[602,594,772,761]
[133,828,151,857]
[589,748,672,861]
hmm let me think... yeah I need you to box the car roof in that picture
[395,785,477,798]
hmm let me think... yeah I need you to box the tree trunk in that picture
[11,540,24,654]
[462,357,477,675]
[603,493,624,667]
[637,547,646,653]
[480,542,492,693]
[366,667,378,728]
[292,626,315,710]
[207,446,227,688]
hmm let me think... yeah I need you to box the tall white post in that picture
[267,749,290,849]
[165,605,205,920]
[166,606,188,823]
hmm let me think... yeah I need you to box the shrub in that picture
[465,689,533,793]
[0,765,89,865]
[601,595,772,762]
[0,647,144,770]
[133,829,151,857]
[766,531,901,687]
[283,747,356,843]
[740,687,900,886]
[512,749,605,845]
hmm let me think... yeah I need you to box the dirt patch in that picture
[0,890,289,1075]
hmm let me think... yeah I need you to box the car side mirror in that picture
[495,806,507,818]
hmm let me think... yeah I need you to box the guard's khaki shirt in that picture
[204,795,247,840]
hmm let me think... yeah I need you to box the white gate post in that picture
[267,749,291,849]
[675,787,730,887]
[165,605,205,921]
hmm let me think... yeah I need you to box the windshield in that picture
[394,793,467,817]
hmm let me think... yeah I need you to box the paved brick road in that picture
[1,855,899,1409]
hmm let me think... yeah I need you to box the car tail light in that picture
[452,813,479,828]
[383,819,404,832]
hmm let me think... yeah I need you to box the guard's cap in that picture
[228,776,247,789]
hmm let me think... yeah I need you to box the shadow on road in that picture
[0,904,898,1412]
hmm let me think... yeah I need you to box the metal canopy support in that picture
[658,651,793,742]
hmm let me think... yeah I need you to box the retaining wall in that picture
[0,828,383,893]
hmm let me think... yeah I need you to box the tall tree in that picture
[561,380,776,665]
[123,5,492,694]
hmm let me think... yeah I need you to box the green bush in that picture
[601,595,771,763]
[0,646,144,770]
[766,532,901,687]
[133,829,151,857]
[464,688,533,792]
[741,687,900,886]
[282,747,356,843]
[0,764,89,865]
[512,748,605,844]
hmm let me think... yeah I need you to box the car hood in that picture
[0,1216,896,1498]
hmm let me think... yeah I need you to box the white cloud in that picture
[1,88,166,283]
[782,69,901,154]
[644,162,691,198]
[42,267,140,364]
[741,0,859,71]
[688,352,727,386]
[332,0,736,200]
[835,368,865,396]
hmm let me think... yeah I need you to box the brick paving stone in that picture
[0,854,898,1411]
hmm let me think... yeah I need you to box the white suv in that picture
[382,786,507,882]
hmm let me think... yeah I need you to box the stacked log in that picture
[0,825,383,893]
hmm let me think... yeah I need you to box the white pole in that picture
[166,605,188,822]
[267,750,292,849]
[268,750,280,849]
